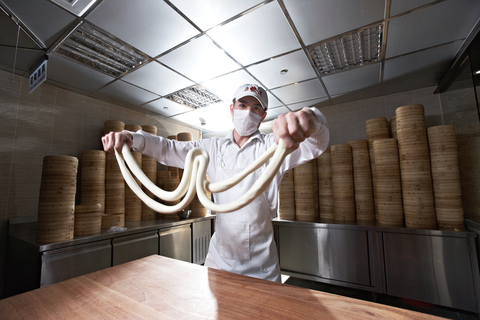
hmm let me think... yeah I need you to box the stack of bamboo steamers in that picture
[278,104,465,231]
[36,120,207,244]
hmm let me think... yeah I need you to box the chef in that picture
[102,84,330,282]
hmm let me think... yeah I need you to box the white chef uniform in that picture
[130,107,329,282]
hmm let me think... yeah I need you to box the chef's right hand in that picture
[102,131,133,154]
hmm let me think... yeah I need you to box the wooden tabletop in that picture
[1,255,443,319]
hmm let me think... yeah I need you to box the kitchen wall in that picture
[0,68,200,298]
[0,67,479,298]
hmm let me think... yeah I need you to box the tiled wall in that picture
[0,69,200,298]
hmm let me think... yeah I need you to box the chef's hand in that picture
[272,107,318,150]
[102,131,133,154]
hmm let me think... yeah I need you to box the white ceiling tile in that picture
[322,63,381,96]
[247,50,317,89]
[207,1,301,66]
[91,80,160,108]
[271,79,326,104]
[171,101,233,131]
[158,36,240,83]
[122,61,194,96]
[386,0,480,58]
[283,0,385,46]
[389,0,436,16]
[264,106,290,121]
[384,41,462,82]
[140,98,194,117]
[201,69,260,102]
[85,0,199,57]
[169,0,264,31]
[48,54,115,91]
[288,97,331,111]
[2,0,77,47]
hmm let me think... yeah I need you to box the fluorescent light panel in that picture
[307,23,383,75]
[165,85,222,109]
[55,23,148,77]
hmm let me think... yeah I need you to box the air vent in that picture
[55,23,148,77]
[165,86,222,109]
[307,23,383,75]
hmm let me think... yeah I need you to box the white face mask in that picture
[232,109,263,136]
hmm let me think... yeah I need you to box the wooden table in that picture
[1,255,443,319]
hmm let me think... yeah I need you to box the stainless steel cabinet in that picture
[192,219,212,265]
[40,240,112,286]
[276,223,378,290]
[112,230,159,266]
[159,225,192,263]
[383,232,478,312]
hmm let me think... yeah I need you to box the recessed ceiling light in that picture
[49,0,97,16]
[307,23,383,75]
[280,69,288,75]
[165,85,222,109]
[54,22,148,77]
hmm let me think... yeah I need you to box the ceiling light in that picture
[165,85,222,109]
[307,23,383,75]
[280,69,288,75]
[54,22,148,77]
[49,0,97,16]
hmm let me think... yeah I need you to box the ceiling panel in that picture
[283,0,385,46]
[272,79,326,105]
[47,53,115,92]
[201,69,261,102]
[386,0,480,58]
[169,0,264,31]
[389,0,436,16]
[247,49,317,89]
[90,80,160,108]
[158,35,240,83]
[322,63,381,96]
[0,0,478,135]
[122,61,194,96]
[85,0,199,57]
[170,101,233,132]
[384,41,463,82]
[139,98,193,117]
[2,0,76,47]
[207,1,301,66]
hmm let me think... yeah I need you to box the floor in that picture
[282,276,478,320]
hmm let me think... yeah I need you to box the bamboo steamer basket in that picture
[395,104,436,229]
[190,175,211,218]
[390,116,397,139]
[294,160,317,221]
[139,127,158,220]
[331,145,355,222]
[101,213,125,229]
[317,149,334,221]
[278,169,295,220]
[125,151,142,222]
[74,203,102,236]
[103,120,125,135]
[80,150,106,213]
[168,135,177,140]
[37,155,78,244]
[372,138,404,226]
[155,170,172,218]
[349,140,374,222]
[164,178,181,206]
[142,125,158,135]
[125,124,142,132]
[427,125,464,230]
[105,153,125,215]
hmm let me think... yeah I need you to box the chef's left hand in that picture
[272,107,318,150]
